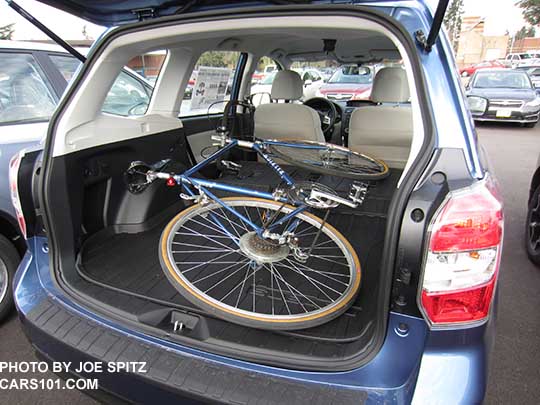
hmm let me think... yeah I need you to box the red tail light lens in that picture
[429,184,503,252]
[9,151,26,239]
[420,176,503,326]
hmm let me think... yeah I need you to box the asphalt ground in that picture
[0,122,538,404]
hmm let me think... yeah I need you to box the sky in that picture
[0,0,530,41]
[463,0,525,36]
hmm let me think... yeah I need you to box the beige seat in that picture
[348,67,413,169]
[254,70,325,142]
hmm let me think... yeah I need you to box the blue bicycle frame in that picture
[170,138,316,237]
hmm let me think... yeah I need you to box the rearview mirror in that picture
[466,95,488,116]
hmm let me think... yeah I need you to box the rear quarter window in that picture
[0,52,56,125]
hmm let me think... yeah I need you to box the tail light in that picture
[9,151,26,239]
[419,175,503,326]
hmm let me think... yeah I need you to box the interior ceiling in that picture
[178,27,399,63]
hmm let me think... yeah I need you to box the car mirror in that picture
[466,95,488,115]
[304,79,313,87]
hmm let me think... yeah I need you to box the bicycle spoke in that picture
[281,259,343,297]
[232,263,254,308]
[269,264,318,312]
[178,251,241,273]
[192,259,249,285]
[273,269,291,315]
[187,215,239,240]
[309,254,349,267]
[179,224,238,250]
[203,262,251,294]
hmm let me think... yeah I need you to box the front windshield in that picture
[472,71,532,89]
[328,66,372,84]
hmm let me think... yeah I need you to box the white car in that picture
[250,68,325,104]
[0,40,152,321]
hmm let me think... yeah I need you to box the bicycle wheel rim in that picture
[267,140,389,180]
[160,197,361,329]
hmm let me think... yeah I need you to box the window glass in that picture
[51,52,162,116]
[0,53,56,125]
[180,51,240,117]
[472,71,532,89]
[49,54,80,82]
[328,66,373,84]
[102,71,151,116]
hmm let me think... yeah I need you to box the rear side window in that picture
[0,53,56,125]
[49,54,80,82]
[180,51,240,117]
[50,53,158,116]
[101,71,151,116]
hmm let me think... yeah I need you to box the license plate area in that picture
[496,108,513,118]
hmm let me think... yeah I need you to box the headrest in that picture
[371,67,410,103]
[271,70,303,100]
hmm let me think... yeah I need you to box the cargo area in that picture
[60,152,400,369]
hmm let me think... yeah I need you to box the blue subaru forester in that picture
[10,0,502,403]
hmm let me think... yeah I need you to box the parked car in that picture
[526,154,540,266]
[459,60,505,77]
[466,68,540,127]
[250,68,324,103]
[516,65,540,88]
[0,40,152,321]
[295,68,326,99]
[316,65,373,102]
[11,1,502,403]
[506,52,540,67]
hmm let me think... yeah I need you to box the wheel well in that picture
[0,213,25,258]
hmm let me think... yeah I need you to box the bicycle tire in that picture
[160,197,361,330]
[266,140,389,180]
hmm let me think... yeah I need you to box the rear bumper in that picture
[14,239,493,404]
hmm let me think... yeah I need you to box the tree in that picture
[515,25,536,40]
[0,23,14,40]
[197,51,226,68]
[518,0,540,26]
[443,0,464,52]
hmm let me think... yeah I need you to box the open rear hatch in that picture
[24,1,444,371]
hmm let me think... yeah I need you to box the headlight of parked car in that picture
[524,97,540,109]
[466,95,488,116]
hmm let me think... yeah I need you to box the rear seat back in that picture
[348,67,413,169]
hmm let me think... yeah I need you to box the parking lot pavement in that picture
[0,122,538,404]
[478,122,540,405]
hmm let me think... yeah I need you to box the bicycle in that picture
[125,133,389,330]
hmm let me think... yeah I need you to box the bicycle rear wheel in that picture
[160,197,361,330]
[267,140,389,180]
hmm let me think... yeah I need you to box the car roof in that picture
[0,40,90,54]
[474,68,521,73]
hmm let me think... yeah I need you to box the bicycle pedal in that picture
[349,182,368,205]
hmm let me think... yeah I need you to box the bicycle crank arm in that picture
[309,189,359,208]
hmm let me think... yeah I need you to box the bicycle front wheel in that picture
[267,140,389,180]
[160,197,361,330]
